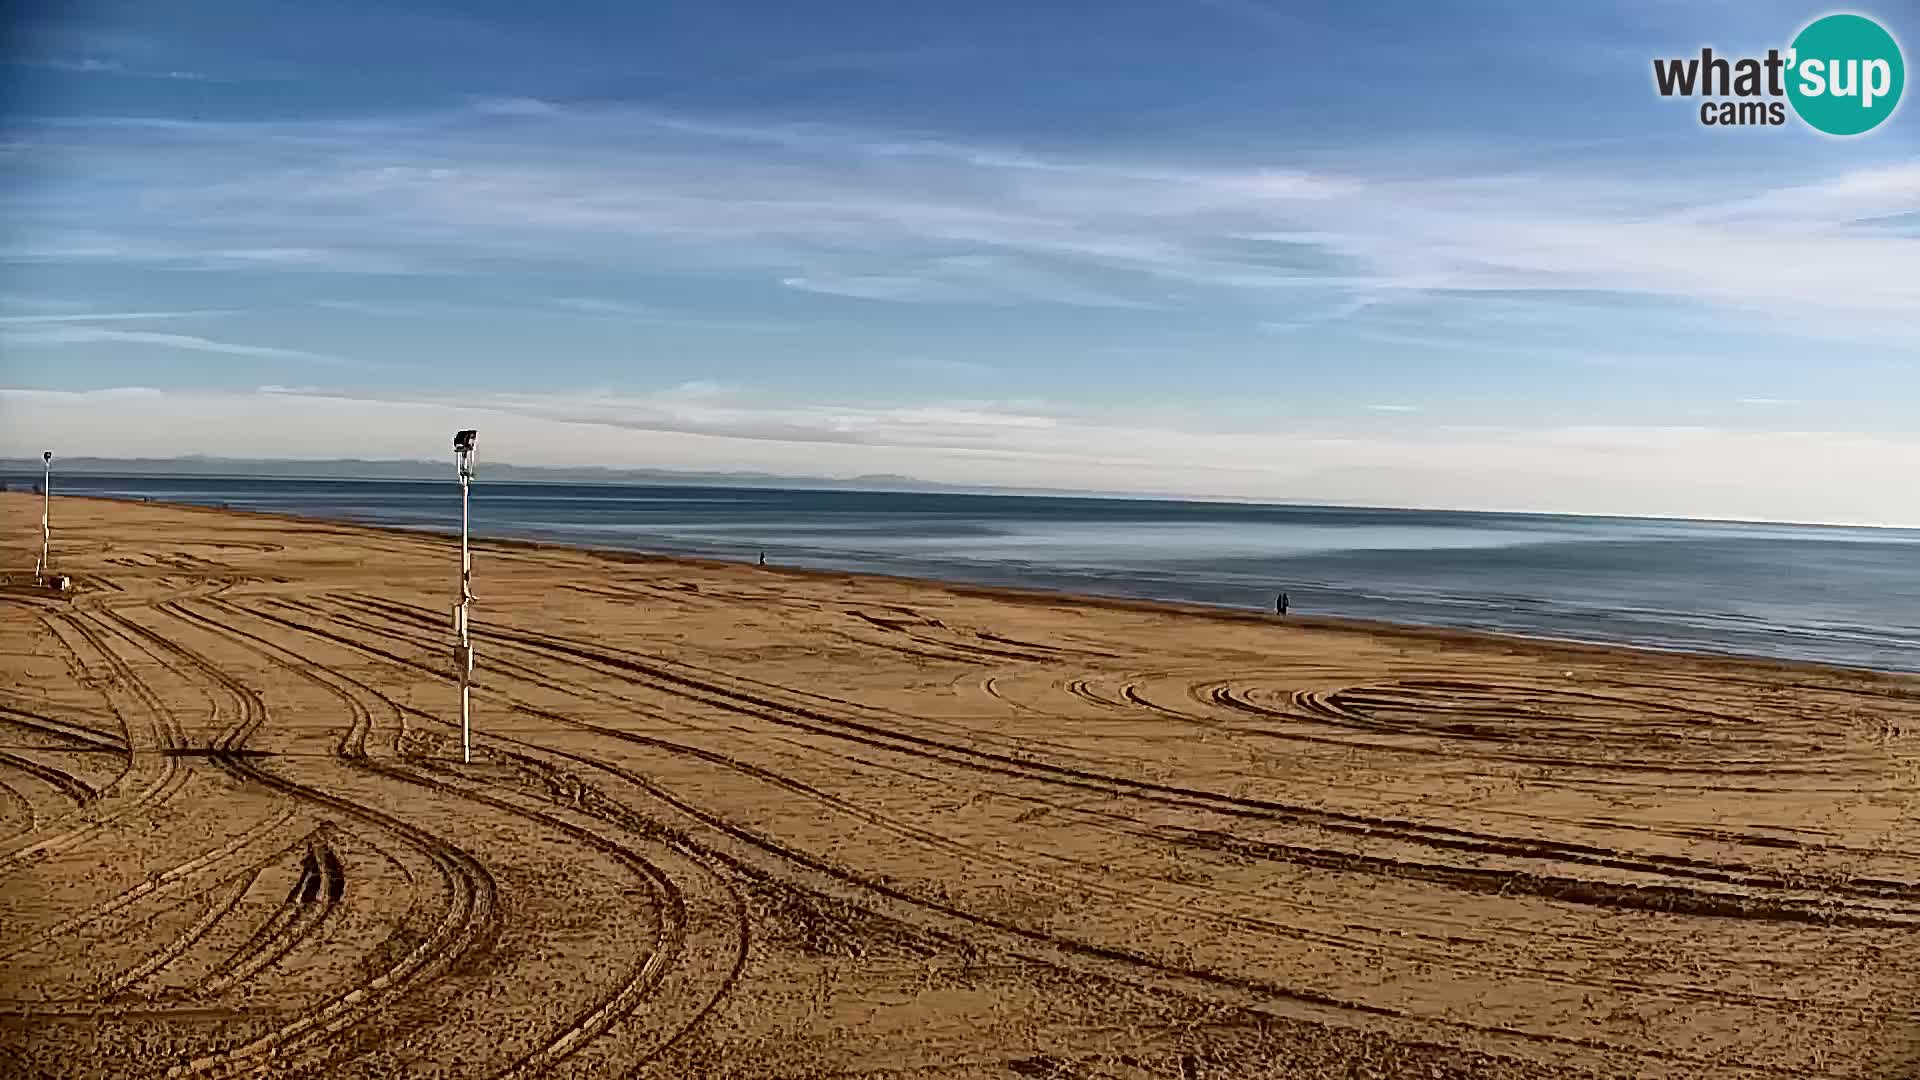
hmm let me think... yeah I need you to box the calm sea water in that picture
[15,473,1920,673]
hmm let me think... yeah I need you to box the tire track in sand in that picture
[151,598,739,1080]
[83,605,500,1080]
[215,592,1871,1078]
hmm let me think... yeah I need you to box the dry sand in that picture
[3,491,1920,1079]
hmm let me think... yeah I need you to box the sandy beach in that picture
[4,490,1920,1079]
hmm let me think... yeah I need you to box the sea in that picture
[13,472,1920,674]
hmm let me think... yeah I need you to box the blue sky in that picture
[3,1,1919,522]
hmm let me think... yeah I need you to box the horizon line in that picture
[3,453,1912,533]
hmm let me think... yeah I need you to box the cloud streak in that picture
[39,57,122,73]
[0,310,226,324]
[1,326,345,363]
[9,103,1916,335]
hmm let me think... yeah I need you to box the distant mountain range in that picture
[0,456,1114,498]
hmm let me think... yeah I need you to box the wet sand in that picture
[4,491,1920,1079]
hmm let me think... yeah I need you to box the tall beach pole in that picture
[34,451,51,585]
[453,430,477,763]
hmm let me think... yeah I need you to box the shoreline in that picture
[45,489,1920,687]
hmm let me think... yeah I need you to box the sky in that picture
[2,0,1918,523]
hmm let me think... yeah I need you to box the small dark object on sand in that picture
[758,551,766,566]
[1276,591,1289,616]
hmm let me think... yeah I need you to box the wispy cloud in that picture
[1258,292,1383,333]
[471,97,561,117]
[2,326,345,364]
[39,57,122,73]
[12,102,1912,335]
[1,234,431,274]
[192,247,426,273]
[307,294,783,332]
[1684,163,1920,230]
[1368,404,1418,413]
[780,275,946,303]
[784,254,1158,308]
[310,298,432,317]
[0,310,226,324]
[253,383,1063,448]
[542,296,788,331]
[0,294,89,313]
[28,56,220,83]
[549,297,653,316]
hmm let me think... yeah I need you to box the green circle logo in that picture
[1787,13,1905,135]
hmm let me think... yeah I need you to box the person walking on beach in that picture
[758,551,766,566]
[1276,591,1289,617]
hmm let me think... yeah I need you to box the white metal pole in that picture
[450,430,477,764]
[35,452,50,585]
[459,457,473,764]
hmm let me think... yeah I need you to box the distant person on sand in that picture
[758,551,766,566]
[1276,591,1289,616]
